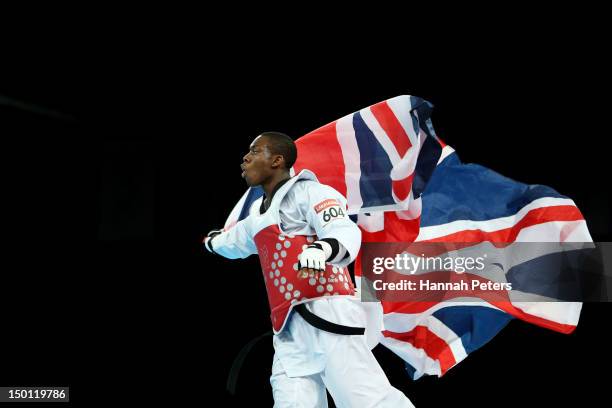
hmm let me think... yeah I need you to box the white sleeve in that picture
[205,217,257,259]
[302,182,361,267]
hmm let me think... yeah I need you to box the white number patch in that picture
[314,199,346,226]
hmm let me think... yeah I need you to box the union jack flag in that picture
[223,95,590,379]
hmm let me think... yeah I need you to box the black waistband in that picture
[226,303,365,395]
[294,303,365,335]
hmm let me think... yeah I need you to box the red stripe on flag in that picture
[422,205,584,243]
[294,121,347,197]
[436,136,447,148]
[383,326,456,374]
[370,101,412,156]
[381,300,577,335]
[359,212,421,243]
[379,291,578,335]
[490,301,578,334]
[392,173,414,202]
[382,301,440,314]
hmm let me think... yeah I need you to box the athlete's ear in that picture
[271,155,285,169]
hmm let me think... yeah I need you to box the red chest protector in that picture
[254,224,355,333]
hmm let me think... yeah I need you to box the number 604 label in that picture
[314,199,346,226]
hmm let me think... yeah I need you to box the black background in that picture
[1,19,610,406]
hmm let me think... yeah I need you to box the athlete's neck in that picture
[262,172,291,198]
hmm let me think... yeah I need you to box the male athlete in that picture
[205,132,414,407]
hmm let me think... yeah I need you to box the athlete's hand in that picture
[297,244,326,279]
[206,229,223,239]
[204,229,223,253]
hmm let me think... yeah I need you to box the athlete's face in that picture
[241,136,275,186]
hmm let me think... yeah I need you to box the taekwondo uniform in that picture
[206,169,414,408]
